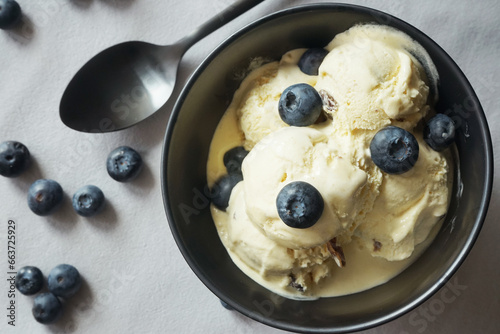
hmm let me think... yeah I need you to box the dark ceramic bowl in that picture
[161,4,493,333]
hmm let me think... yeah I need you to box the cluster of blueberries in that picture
[1,142,143,324]
[1,0,147,323]
[0,0,22,30]
[211,47,456,232]
[211,146,248,210]
[16,264,82,324]
[0,141,143,216]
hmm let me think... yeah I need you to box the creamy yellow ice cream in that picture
[207,24,451,299]
[317,24,432,131]
[243,127,369,250]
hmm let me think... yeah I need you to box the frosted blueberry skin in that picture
[424,113,456,151]
[276,181,324,229]
[0,0,22,30]
[278,83,323,127]
[298,48,329,75]
[72,185,105,217]
[15,266,44,295]
[32,292,63,324]
[27,179,64,216]
[47,264,82,299]
[106,146,143,182]
[370,126,420,174]
[0,141,30,177]
[211,173,243,211]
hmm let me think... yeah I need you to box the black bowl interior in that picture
[162,4,493,333]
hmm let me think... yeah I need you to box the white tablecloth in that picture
[1,0,499,333]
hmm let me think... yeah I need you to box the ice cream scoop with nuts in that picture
[207,24,454,299]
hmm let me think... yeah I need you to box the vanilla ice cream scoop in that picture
[217,183,333,293]
[356,134,450,261]
[242,127,368,249]
[315,24,432,132]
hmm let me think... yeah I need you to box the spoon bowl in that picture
[60,41,183,133]
[59,0,264,133]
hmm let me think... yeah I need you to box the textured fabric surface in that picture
[1,0,498,333]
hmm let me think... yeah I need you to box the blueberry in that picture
[424,113,456,151]
[0,141,30,177]
[370,126,419,174]
[0,0,21,30]
[72,185,105,217]
[32,292,63,324]
[298,48,329,75]
[48,264,82,299]
[211,173,243,211]
[278,83,323,127]
[223,146,249,175]
[27,179,63,216]
[15,266,43,295]
[220,299,234,310]
[106,146,143,182]
[276,181,324,229]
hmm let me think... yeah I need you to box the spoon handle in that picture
[177,0,265,51]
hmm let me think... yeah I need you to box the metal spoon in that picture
[59,0,265,133]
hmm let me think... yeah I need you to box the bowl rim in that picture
[161,3,494,333]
